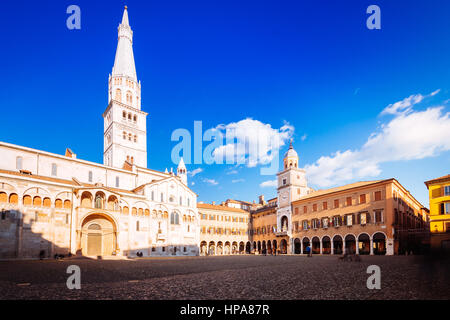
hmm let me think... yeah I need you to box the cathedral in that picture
[0,7,199,259]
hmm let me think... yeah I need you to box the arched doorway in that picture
[358,234,370,255]
[312,237,321,254]
[267,240,272,254]
[81,214,117,257]
[209,241,215,255]
[272,240,277,254]
[280,239,288,254]
[246,242,251,254]
[333,235,343,255]
[302,237,310,255]
[257,241,262,254]
[253,241,257,254]
[294,238,301,254]
[217,241,223,255]
[224,241,231,255]
[262,241,267,254]
[345,234,356,254]
[200,241,207,255]
[239,242,245,254]
[322,236,331,254]
[373,232,386,255]
[232,242,238,254]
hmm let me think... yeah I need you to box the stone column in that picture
[355,239,359,255]
[320,240,323,255]
[330,240,334,255]
[370,239,374,255]
[300,241,303,254]
[343,240,346,254]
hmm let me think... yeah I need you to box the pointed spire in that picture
[112,6,137,81]
[289,138,293,149]
[178,157,186,169]
[122,6,129,26]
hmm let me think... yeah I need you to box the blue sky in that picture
[0,0,449,206]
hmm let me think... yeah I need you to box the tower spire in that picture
[112,6,137,81]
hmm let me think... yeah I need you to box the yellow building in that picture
[425,174,450,251]
[198,203,251,255]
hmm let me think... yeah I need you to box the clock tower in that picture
[276,141,310,241]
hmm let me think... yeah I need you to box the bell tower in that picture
[276,141,309,236]
[103,6,148,169]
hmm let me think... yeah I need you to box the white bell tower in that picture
[276,141,309,236]
[103,6,148,169]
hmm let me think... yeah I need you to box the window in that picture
[16,157,23,170]
[334,199,339,208]
[161,193,164,202]
[134,135,137,143]
[374,210,383,223]
[346,214,353,226]
[123,111,127,119]
[303,206,307,214]
[313,204,317,212]
[136,221,140,231]
[302,220,309,230]
[133,115,137,123]
[151,191,154,201]
[441,203,450,215]
[294,207,299,215]
[1,210,5,220]
[359,194,366,204]
[282,178,287,185]
[51,163,57,176]
[323,202,328,210]
[95,196,103,209]
[322,217,329,228]
[374,191,382,201]
[88,171,93,183]
[115,176,119,188]
[346,197,352,206]
[123,131,127,139]
[359,212,367,225]
[188,198,190,207]
[170,212,180,225]
[115,89,121,102]
[179,196,182,205]
[333,216,341,227]
[445,186,450,196]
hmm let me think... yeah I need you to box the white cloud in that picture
[381,89,440,115]
[188,168,203,177]
[301,134,307,141]
[212,118,294,168]
[232,179,245,183]
[203,178,219,186]
[260,179,278,188]
[226,169,239,175]
[191,182,195,186]
[305,93,450,188]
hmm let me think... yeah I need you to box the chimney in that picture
[212,201,216,205]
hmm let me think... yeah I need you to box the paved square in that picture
[0,255,449,300]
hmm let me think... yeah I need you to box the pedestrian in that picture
[307,245,312,257]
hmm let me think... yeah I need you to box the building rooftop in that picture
[424,174,450,188]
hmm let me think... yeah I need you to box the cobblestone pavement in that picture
[0,255,449,300]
